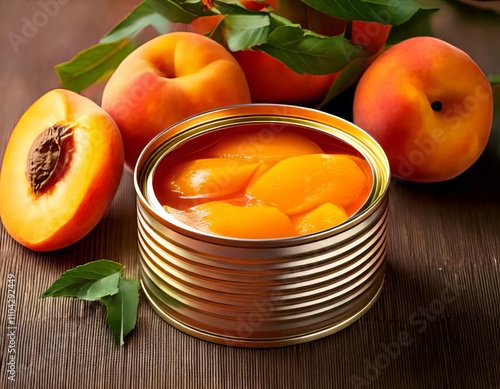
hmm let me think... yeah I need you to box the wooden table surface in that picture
[1,1,499,388]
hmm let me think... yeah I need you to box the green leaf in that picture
[220,13,270,51]
[318,55,372,107]
[55,1,170,92]
[489,75,500,85]
[215,1,267,15]
[209,2,272,50]
[55,38,136,92]
[257,13,369,75]
[145,0,214,24]
[42,260,141,346]
[101,278,140,346]
[42,260,123,301]
[302,0,421,25]
[101,1,171,43]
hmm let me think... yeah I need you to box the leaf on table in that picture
[55,38,136,93]
[42,260,141,346]
[101,278,141,346]
[100,1,171,43]
[301,0,421,25]
[41,259,123,301]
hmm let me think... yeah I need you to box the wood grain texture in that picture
[1,1,499,388]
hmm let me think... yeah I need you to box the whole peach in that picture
[353,37,493,182]
[231,49,338,105]
[101,32,251,168]
[350,21,391,55]
[188,1,334,106]
[189,3,390,106]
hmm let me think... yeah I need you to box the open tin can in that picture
[134,104,390,348]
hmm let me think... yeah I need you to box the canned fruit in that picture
[161,158,260,205]
[101,32,251,168]
[342,155,373,215]
[353,36,493,182]
[205,129,323,162]
[292,203,348,236]
[155,128,372,238]
[247,153,367,215]
[179,201,294,239]
[0,89,124,251]
[136,105,390,346]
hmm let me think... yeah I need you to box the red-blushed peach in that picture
[232,49,338,105]
[0,89,124,251]
[350,21,391,55]
[101,32,251,168]
[353,37,493,182]
[189,2,390,106]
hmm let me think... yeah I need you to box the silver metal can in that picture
[134,104,390,348]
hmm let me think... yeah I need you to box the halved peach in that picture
[162,157,260,203]
[206,130,323,162]
[177,201,294,239]
[292,203,348,236]
[0,89,124,251]
[205,129,324,181]
[246,153,367,215]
